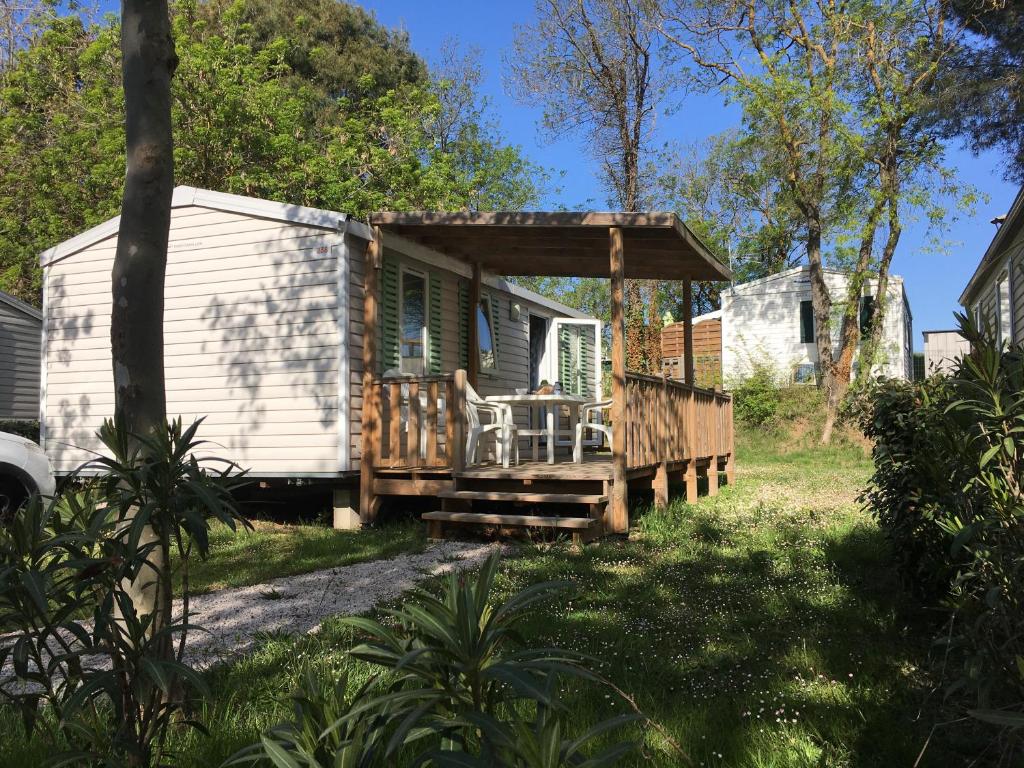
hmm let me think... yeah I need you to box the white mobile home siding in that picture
[0,291,42,421]
[923,330,969,374]
[721,268,912,383]
[963,208,1024,345]
[43,204,349,475]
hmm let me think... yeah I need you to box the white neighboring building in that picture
[720,265,914,384]
[922,330,969,375]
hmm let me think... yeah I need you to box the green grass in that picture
[1,436,991,766]
[177,518,426,595]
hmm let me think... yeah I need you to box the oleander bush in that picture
[0,418,248,767]
[231,552,640,767]
[859,314,1024,758]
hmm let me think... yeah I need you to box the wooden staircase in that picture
[423,475,608,544]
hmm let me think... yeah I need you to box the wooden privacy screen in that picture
[661,318,722,387]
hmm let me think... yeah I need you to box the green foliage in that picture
[232,552,638,766]
[731,364,782,429]
[859,314,1024,759]
[0,418,248,767]
[0,419,40,442]
[0,1,543,305]
[856,375,970,598]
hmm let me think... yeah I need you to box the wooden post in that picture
[726,396,736,485]
[685,387,698,503]
[359,226,382,524]
[683,277,694,385]
[707,395,719,497]
[653,375,669,508]
[468,263,481,389]
[451,369,467,473]
[609,227,629,534]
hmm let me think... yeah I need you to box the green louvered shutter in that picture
[580,325,595,397]
[379,254,400,373]
[458,281,469,369]
[428,272,443,373]
[559,325,574,393]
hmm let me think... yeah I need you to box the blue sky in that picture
[359,0,1020,349]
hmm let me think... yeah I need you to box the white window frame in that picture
[477,294,498,372]
[399,266,429,374]
[998,271,1012,347]
[548,318,603,397]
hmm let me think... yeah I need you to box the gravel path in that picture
[1,540,498,692]
[181,540,496,669]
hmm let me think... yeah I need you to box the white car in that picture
[0,431,56,520]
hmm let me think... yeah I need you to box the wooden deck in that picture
[360,369,734,538]
[457,454,615,481]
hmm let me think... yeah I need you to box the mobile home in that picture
[40,187,597,479]
[720,266,914,384]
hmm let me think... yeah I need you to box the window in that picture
[799,300,815,343]
[400,269,427,373]
[998,275,1012,345]
[859,295,875,336]
[477,295,497,370]
[793,363,816,384]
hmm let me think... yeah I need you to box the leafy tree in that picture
[0,0,543,305]
[509,0,668,374]
[939,0,1024,181]
[654,130,803,314]
[662,0,971,440]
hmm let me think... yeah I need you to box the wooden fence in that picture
[368,369,732,473]
[623,372,733,470]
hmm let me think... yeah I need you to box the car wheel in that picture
[0,475,29,524]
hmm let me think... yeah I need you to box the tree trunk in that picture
[111,0,176,669]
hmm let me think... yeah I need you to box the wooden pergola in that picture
[361,211,733,534]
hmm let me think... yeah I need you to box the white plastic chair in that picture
[573,399,612,463]
[465,383,519,468]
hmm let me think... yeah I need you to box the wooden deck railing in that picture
[623,372,733,470]
[373,372,464,470]
[367,369,732,474]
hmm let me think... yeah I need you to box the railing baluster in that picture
[388,382,401,467]
[426,381,439,466]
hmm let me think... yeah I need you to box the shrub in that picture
[731,363,782,428]
[858,314,1024,757]
[857,375,974,598]
[231,552,640,767]
[0,418,248,767]
[0,419,40,442]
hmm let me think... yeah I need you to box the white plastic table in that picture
[484,393,587,464]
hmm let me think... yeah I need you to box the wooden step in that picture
[437,490,607,505]
[423,511,597,529]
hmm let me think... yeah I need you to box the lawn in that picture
[1,434,991,766]
[177,517,426,595]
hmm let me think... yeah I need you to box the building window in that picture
[477,295,497,370]
[800,300,814,343]
[998,275,1011,345]
[793,363,816,384]
[859,295,875,336]
[400,269,427,374]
